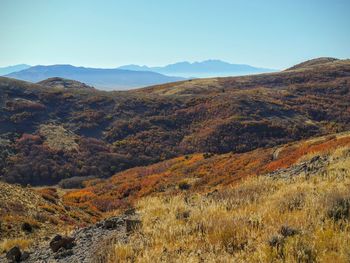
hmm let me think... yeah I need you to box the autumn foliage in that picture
[63,132,350,212]
[1,59,350,186]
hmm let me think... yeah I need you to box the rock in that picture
[6,246,21,262]
[126,219,141,233]
[20,251,30,261]
[103,217,123,229]
[54,249,74,259]
[18,215,134,262]
[124,208,136,215]
[49,235,76,253]
[96,221,104,228]
[21,222,32,233]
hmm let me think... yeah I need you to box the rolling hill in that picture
[37,77,95,90]
[119,59,276,78]
[0,58,349,187]
[63,130,350,211]
[5,65,185,90]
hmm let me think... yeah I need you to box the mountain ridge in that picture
[5,65,185,90]
[0,64,31,76]
[119,59,276,77]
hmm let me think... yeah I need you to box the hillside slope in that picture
[1,130,349,262]
[62,131,350,212]
[109,139,350,262]
[0,58,350,186]
[0,182,100,251]
[287,57,339,71]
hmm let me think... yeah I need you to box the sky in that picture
[0,0,349,69]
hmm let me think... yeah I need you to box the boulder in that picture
[103,217,123,229]
[49,235,76,253]
[6,246,21,262]
[20,252,30,261]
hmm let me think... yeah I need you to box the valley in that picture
[0,58,350,262]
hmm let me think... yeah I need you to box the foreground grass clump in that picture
[112,150,350,262]
[0,239,32,253]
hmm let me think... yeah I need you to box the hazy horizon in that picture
[0,59,279,70]
[1,0,349,69]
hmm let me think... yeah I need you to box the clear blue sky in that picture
[1,0,349,69]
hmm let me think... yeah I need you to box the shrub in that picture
[327,192,350,221]
[279,225,299,237]
[91,197,128,212]
[175,210,191,220]
[58,176,96,189]
[40,204,56,214]
[203,152,214,159]
[38,188,59,204]
[283,236,317,263]
[178,181,191,190]
[278,190,306,212]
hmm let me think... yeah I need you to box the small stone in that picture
[103,217,122,229]
[96,222,104,228]
[6,246,21,262]
[125,208,136,215]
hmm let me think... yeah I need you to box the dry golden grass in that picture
[0,239,32,253]
[111,148,350,262]
[39,124,78,152]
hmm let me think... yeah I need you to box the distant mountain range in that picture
[0,64,30,76]
[3,60,276,90]
[6,65,185,90]
[119,59,276,77]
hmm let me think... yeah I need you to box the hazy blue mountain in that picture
[119,64,151,71]
[0,64,31,76]
[6,65,185,90]
[119,60,276,78]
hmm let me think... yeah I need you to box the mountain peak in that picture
[119,60,276,78]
